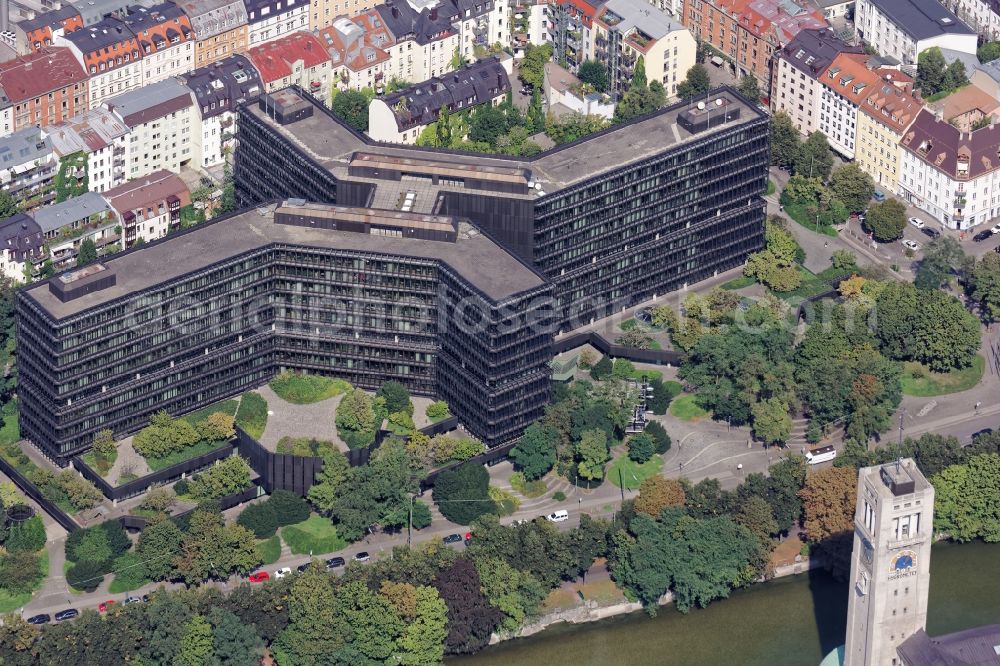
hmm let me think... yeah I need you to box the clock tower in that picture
[844,459,934,666]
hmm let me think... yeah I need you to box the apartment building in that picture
[102,167,190,246]
[368,55,509,142]
[899,108,1000,230]
[309,0,378,32]
[318,16,393,93]
[511,0,549,58]
[247,30,332,101]
[0,47,89,136]
[944,0,1000,40]
[592,0,695,100]
[31,191,118,269]
[376,0,460,82]
[771,28,861,136]
[181,54,262,168]
[856,74,921,194]
[855,0,976,68]
[57,18,144,107]
[0,127,58,211]
[13,5,83,54]
[47,107,131,192]
[118,3,195,85]
[105,78,198,177]
[816,51,881,160]
[175,0,248,68]
[0,213,44,279]
[550,0,603,72]
[244,0,308,47]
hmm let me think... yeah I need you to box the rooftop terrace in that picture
[24,201,547,319]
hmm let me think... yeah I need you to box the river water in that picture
[451,541,1000,666]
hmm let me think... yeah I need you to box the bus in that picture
[805,445,837,465]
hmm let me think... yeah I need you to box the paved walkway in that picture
[255,385,347,452]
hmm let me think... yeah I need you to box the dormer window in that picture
[917,140,931,155]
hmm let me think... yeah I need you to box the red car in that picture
[464,532,473,544]
[248,571,270,583]
[98,600,116,613]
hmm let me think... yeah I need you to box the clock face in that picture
[891,550,916,573]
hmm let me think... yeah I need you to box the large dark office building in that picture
[17,201,554,462]
[236,86,770,330]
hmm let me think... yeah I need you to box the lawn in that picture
[269,372,351,404]
[281,516,347,556]
[235,392,268,440]
[144,439,231,472]
[621,368,663,383]
[608,454,663,490]
[721,274,756,291]
[81,449,117,477]
[669,394,708,421]
[259,534,282,565]
[901,355,985,397]
[181,399,240,425]
[784,202,839,237]
[578,578,628,606]
[765,179,776,196]
[0,551,48,612]
[109,572,151,594]
[772,266,837,302]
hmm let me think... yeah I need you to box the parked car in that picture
[442,533,463,544]
[546,510,569,523]
[974,229,993,242]
[920,227,940,239]
[908,217,925,229]
[26,614,50,625]
[296,563,310,573]
[354,551,371,562]
[901,239,920,251]
[872,191,886,202]
[805,445,837,465]
[326,556,346,569]
[54,609,78,622]
[992,223,1000,234]
[123,596,143,605]
[248,571,270,583]
[972,428,994,441]
[98,600,116,613]
[274,567,292,579]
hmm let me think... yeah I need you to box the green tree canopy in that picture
[677,63,711,100]
[577,59,609,91]
[330,90,370,131]
[917,47,947,95]
[915,236,967,290]
[433,462,494,525]
[794,131,834,181]
[865,198,907,241]
[770,111,802,169]
[932,454,1000,542]
[510,422,558,480]
[830,163,875,213]
[737,74,760,101]
[77,239,98,266]
[971,252,1000,322]
[519,43,553,89]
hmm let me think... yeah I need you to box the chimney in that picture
[430,6,437,19]
[0,0,8,34]
[392,5,398,17]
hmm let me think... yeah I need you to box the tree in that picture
[645,420,671,454]
[175,615,216,666]
[799,466,857,577]
[590,354,612,380]
[236,501,278,538]
[751,398,792,446]
[627,432,655,463]
[0,191,18,219]
[943,59,968,92]
[770,111,802,169]
[111,551,148,591]
[634,476,685,516]
[433,557,502,653]
[0,551,41,594]
[916,236,967,290]
[979,41,1000,63]
[866,198,907,241]
[267,489,310,526]
[734,495,779,550]
[435,105,452,147]
[612,358,635,379]
[197,412,235,442]
[616,327,654,349]
[677,63,711,100]
[398,585,449,665]
[737,74,760,101]
[519,43,553,89]
[469,104,508,146]
[917,47,947,95]
[972,252,1000,321]
[275,566,340,665]
[377,380,412,415]
[795,131,834,181]
[577,59,608,92]
[411,500,433,529]
[92,428,116,459]
[526,89,545,133]
[335,388,381,448]
[474,556,545,634]
[911,433,966,478]
[207,607,263,666]
[188,455,253,500]
[510,423,557,480]
[306,449,350,513]
[830,163,875,212]
[433,462,494,525]
[932,454,1000,542]
[331,90,369,130]
[5,515,45,553]
[77,238,98,266]
[647,377,679,415]
[137,518,184,581]
[575,428,609,481]
[743,217,802,291]
[66,558,105,591]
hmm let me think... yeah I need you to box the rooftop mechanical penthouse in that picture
[17,201,554,463]
[236,86,771,329]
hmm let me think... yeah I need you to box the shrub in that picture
[111,552,148,591]
[197,412,235,442]
[54,471,102,511]
[268,490,311,526]
[552,491,566,501]
[0,551,42,594]
[488,486,519,517]
[426,401,450,420]
[336,389,384,449]
[509,471,526,492]
[627,433,656,464]
[452,438,485,461]
[275,437,337,458]
[235,392,268,440]
[133,417,200,459]
[433,462,494,525]
[92,429,116,459]
[611,358,635,379]
[411,500,433,529]
[590,355,613,380]
[140,486,176,514]
[5,515,46,552]
[67,559,105,592]
[173,478,191,496]
[377,381,412,415]
[188,456,253,501]
[388,411,415,432]
[644,421,671,454]
[647,379,681,415]
[237,502,279,538]
[269,371,350,404]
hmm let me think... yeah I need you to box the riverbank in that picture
[453,541,1000,666]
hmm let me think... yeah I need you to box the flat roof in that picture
[249,86,761,192]
[867,0,973,40]
[25,201,547,319]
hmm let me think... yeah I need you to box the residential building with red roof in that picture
[13,5,84,54]
[816,51,881,159]
[244,0,309,48]
[56,17,145,108]
[118,3,195,85]
[103,168,191,245]
[319,16,393,93]
[856,70,920,194]
[0,47,89,135]
[247,31,333,101]
[175,0,249,68]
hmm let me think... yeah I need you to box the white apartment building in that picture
[119,4,196,85]
[47,108,132,193]
[898,107,1000,230]
[511,0,549,58]
[105,78,199,179]
[0,213,44,280]
[57,21,146,108]
[855,0,977,68]
[182,54,262,169]
[817,52,882,160]
[244,0,310,47]
[944,0,1000,40]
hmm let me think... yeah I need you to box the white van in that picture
[546,510,569,523]
[805,445,837,465]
